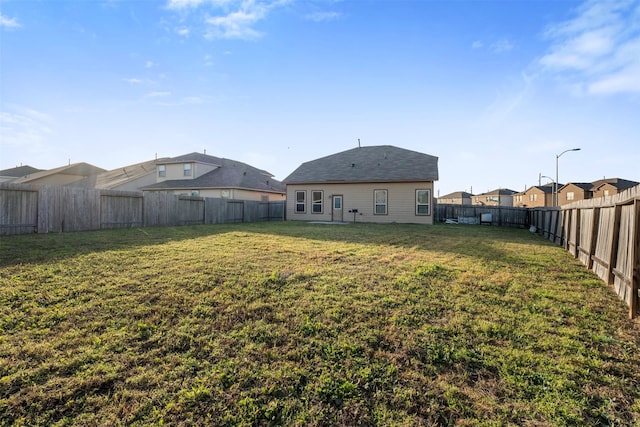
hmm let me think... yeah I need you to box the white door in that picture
[332,195,343,222]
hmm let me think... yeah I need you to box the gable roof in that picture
[283,145,438,184]
[591,178,639,191]
[12,162,106,184]
[560,182,593,192]
[0,165,42,178]
[142,153,285,194]
[70,158,170,189]
[476,188,517,197]
[439,191,473,199]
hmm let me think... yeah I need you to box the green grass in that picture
[1,222,639,426]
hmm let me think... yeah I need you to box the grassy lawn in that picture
[1,222,639,426]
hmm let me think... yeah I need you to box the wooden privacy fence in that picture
[0,183,285,236]
[434,204,529,228]
[529,185,640,319]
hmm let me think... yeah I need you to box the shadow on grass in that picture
[0,221,557,269]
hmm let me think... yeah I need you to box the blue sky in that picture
[1,0,639,196]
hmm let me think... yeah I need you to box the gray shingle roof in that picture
[440,191,473,199]
[142,153,285,193]
[283,145,438,184]
[0,165,42,178]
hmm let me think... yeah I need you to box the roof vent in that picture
[351,163,355,168]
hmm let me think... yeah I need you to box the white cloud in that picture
[165,0,288,40]
[0,106,53,148]
[145,60,158,68]
[0,14,22,29]
[490,38,515,53]
[471,40,483,49]
[540,0,640,95]
[205,4,268,40]
[146,91,172,98]
[123,77,143,84]
[305,11,342,22]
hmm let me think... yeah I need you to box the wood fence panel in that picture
[592,207,615,281]
[578,208,594,265]
[101,190,143,228]
[204,198,225,224]
[0,184,38,235]
[613,205,634,308]
[177,196,205,225]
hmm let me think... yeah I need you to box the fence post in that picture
[606,204,623,286]
[631,199,639,319]
[587,208,600,270]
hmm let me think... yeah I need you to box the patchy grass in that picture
[1,222,639,426]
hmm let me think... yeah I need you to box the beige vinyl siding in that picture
[166,188,285,202]
[286,181,434,224]
[157,162,219,182]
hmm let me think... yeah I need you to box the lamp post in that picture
[555,148,581,207]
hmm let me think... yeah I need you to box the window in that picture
[184,163,192,177]
[312,191,323,213]
[295,191,306,213]
[191,190,199,196]
[416,189,431,215]
[567,191,575,201]
[604,190,610,197]
[374,190,387,215]
[158,165,166,177]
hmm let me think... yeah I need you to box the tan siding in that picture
[286,182,434,224]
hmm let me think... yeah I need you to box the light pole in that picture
[555,148,581,207]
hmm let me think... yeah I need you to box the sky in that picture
[1,0,639,196]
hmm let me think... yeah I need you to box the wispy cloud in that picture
[123,77,144,84]
[471,38,515,53]
[145,60,158,68]
[305,11,342,23]
[165,0,288,40]
[0,106,53,148]
[490,38,515,54]
[540,0,640,95]
[0,13,22,29]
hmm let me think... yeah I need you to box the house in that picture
[472,188,517,207]
[11,162,105,186]
[141,152,285,201]
[438,191,473,205]
[282,145,439,224]
[513,184,556,208]
[591,178,639,199]
[0,165,42,183]
[557,182,593,205]
[70,158,170,191]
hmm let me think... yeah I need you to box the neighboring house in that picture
[557,182,593,205]
[141,152,285,201]
[282,145,439,224]
[591,178,639,199]
[472,188,517,207]
[0,165,42,183]
[12,162,106,186]
[513,184,556,208]
[70,158,170,191]
[438,191,473,205]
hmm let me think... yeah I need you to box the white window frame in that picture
[295,190,306,213]
[158,165,166,177]
[374,189,387,215]
[184,163,192,177]
[312,191,323,214]
[567,191,575,201]
[416,189,431,215]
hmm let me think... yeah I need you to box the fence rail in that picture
[529,186,640,319]
[0,183,285,236]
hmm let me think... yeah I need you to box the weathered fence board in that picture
[434,204,528,227]
[1,184,285,235]
[529,185,640,319]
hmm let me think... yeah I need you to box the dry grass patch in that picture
[1,222,639,426]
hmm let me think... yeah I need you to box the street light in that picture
[555,148,581,207]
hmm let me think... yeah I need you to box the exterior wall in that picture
[168,188,285,202]
[472,194,514,207]
[285,181,435,224]
[438,196,471,205]
[558,184,590,206]
[157,162,218,182]
[515,188,551,208]
[593,183,618,199]
[111,174,158,191]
